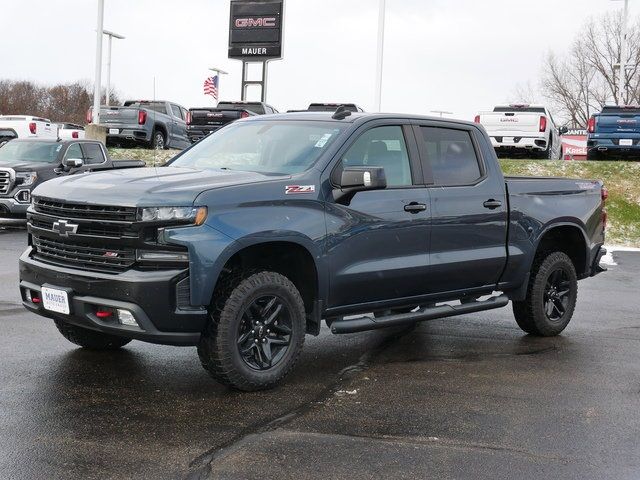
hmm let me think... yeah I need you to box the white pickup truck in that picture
[0,116,58,147]
[474,105,567,159]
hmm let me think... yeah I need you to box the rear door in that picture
[325,122,431,308]
[415,122,508,295]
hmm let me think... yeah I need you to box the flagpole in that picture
[208,67,228,105]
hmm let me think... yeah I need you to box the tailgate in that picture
[100,107,140,125]
[595,114,640,135]
[480,112,541,134]
[189,109,242,127]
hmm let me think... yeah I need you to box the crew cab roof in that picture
[245,111,477,128]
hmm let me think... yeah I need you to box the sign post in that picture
[228,0,284,102]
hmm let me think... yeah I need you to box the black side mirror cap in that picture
[333,166,387,204]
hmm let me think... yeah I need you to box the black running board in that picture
[330,295,510,334]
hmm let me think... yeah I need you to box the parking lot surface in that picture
[1,227,638,479]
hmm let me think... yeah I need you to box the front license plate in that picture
[620,139,633,146]
[109,128,119,135]
[41,286,70,315]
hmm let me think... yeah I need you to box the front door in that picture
[325,123,431,309]
[415,124,508,295]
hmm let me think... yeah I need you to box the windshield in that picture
[170,120,345,175]
[0,141,61,163]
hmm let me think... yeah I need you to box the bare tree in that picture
[0,80,121,125]
[541,11,640,128]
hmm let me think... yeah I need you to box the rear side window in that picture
[341,126,412,187]
[419,127,481,186]
[82,143,105,165]
[171,104,184,119]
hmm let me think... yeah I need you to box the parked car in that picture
[587,105,640,160]
[186,101,278,143]
[88,100,191,150]
[0,115,58,147]
[475,104,567,159]
[57,123,85,140]
[0,139,144,224]
[19,111,606,391]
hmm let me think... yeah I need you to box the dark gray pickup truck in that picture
[19,111,607,391]
[0,139,144,224]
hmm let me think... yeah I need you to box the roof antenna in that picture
[332,105,352,120]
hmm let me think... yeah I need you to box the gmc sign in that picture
[229,0,284,60]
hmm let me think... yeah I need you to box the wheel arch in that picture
[210,237,325,334]
[533,222,589,277]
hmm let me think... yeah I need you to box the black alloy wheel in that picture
[237,295,293,370]
[543,268,572,322]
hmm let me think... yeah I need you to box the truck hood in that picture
[32,166,288,207]
[0,161,57,172]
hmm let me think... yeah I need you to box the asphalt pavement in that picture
[0,227,638,479]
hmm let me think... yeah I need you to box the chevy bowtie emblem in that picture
[52,219,79,237]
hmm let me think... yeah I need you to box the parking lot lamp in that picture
[103,30,125,106]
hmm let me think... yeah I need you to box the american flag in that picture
[203,75,219,100]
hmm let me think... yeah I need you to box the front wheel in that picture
[198,271,306,391]
[512,251,578,336]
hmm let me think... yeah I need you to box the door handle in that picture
[483,199,502,209]
[404,202,427,213]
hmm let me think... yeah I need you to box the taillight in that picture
[138,110,147,125]
[72,131,79,139]
[29,122,36,134]
[601,186,608,201]
[587,116,596,133]
[86,108,93,124]
[539,116,547,132]
[474,115,481,124]
[240,111,250,119]
[186,111,191,125]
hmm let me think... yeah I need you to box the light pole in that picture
[613,0,630,105]
[208,67,229,104]
[374,0,386,112]
[92,0,104,124]
[103,29,125,106]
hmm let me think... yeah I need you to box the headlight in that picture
[139,206,207,225]
[16,172,37,186]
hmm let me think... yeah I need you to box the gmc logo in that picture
[235,17,277,28]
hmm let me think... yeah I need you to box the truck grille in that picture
[30,217,137,239]
[34,198,137,222]
[0,169,12,195]
[32,236,136,272]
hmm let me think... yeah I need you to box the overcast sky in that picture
[3,0,637,120]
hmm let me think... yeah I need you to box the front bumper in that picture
[19,248,208,345]
[0,196,30,224]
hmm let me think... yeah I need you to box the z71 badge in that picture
[285,185,315,195]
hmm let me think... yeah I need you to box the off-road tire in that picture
[54,319,131,349]
[512,251,578,336]
[197,271,306,391]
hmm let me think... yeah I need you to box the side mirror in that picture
[559,126,569,135]
[62,158,83,171]
[334,166,387,204]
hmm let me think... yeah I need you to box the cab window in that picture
[340,126,412,187]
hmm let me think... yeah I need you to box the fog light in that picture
[117,309,139,327]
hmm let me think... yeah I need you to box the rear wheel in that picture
[151,130,166,150]
[198,271,306,391]
[54,319,131,349]
[512,251,578,336]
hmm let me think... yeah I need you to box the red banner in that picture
[561,129,587,160]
